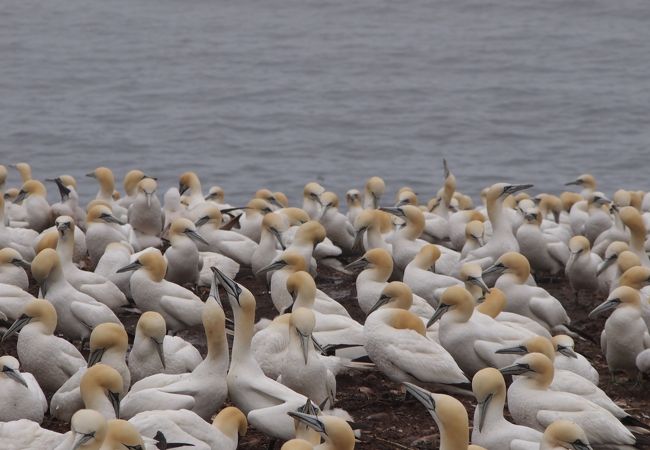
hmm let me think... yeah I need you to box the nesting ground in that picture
[2,265,649,449]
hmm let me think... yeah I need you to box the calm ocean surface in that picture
[1,0,649,204]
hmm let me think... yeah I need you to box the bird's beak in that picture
[2,314,31,341]
[379,207,405,217]
[145,192,152,208]
[154,338,166,368]
[108,390,121,419]
[86,172,97,179]
[557,345,578,359]
[184,229,209,246]
[71,432,95,450]
[482,264,505,276]
[403,382,435,412]
[212,266,243,305]
[572,441,593,450]
[345,257,368,271]
[256,260,287,275]
[502,184,534,197]
[48,177,71,201]
[468,276,490,294]
[588,298,621,318]
[477,393,493,433]
[116,261,142,273]
[367,294,391,315]
[287,411,327,434]
[87,348,105,367]
[427,303,450,328]
[352,227,367,253]
[13,190,28,204]
[495,345,528,355]
[564,180,581,186]
[100,213,124,225]
[11,258,31,269]
[499,362,532,376]
[2,366,28,388]
[596,255,616,276]
[270,227,286,250]
[298,330,310,365]
[178,183,189,195]
[195,216,210,227]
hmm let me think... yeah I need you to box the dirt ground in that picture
[2,264,649,449]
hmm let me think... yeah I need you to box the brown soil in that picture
[2,265,649,449]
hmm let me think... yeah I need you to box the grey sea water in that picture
[1,0,649,205]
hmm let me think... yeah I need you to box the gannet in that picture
[287,412,355,450]
[516,209,568,275]
[496,336,631,420]
[500,353,636,446]
[164,217,207,285]
[403,244,462,307]
[279,307,336,408]
[2,298,86,391]
[128,177,163,249]
[194,205,258,266]
[50,322,130,422]
[352,209,393,254]
[77,363,123,420]
[565,174,597,199]
[178,171,205,210]
[460,220,486,258]
[86,167,128,221]
[0,355,47,423]
[319,191,356,255]
[0,248,29,289]
[540,420,592,450]
[13,180,51,232]
[120,294,228,420]
[99,419,147,450]
[581,193,613,245]
[379,204,432,271]
[47,175,86,227]
[597,243,633,292]
[0,419,64,450]
[471,367,542,449]
[551,335,599,385]
[363,176,385,210]
[252,212,286,278]
[118,248,204,332]
[215,268,309,440]
[592,204,629,257]
[260,251,348,315]
[349,248,396,314]
[449,210,486,251]
[619,206,650,267]
[565,236,607,301]
[130,407,247,450]
[589,286,650,379]
[232,198,273,242]
[94,241,134,298]
[31,248,120,341]
[345,189,362,225]
[464,183,533,270]
[0,196,37,260]
[486,252,571,333]
[403,382,478,450]
[119,169,152,208]
[85,204,129,266]
[252,270,364,377]
[364,282,468,389]
[128,311,202,383]
[52,409,107,450]
[205,185,233,209]
[54,216,127,310]
[474,286,552,338]
[428,286,537,377]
